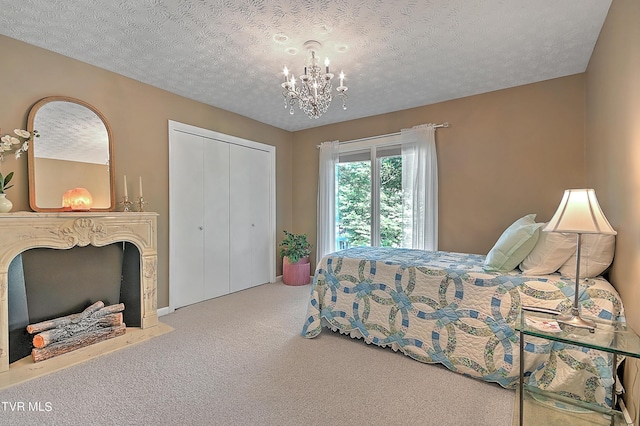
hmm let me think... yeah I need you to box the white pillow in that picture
[484,214,544,272]
[558,234,615,278]
[519,227,575,275]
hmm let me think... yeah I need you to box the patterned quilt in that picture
[302,247,624,409]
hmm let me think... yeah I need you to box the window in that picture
[335,136,404,250]
[317,125,437,260]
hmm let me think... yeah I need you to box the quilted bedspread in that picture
[302,247,624,409]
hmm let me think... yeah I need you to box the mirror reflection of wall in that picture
[28,97,114,211]
[33,158,110,207]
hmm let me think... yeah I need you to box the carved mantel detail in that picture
[59,218,108,247]
[0,212,159,373]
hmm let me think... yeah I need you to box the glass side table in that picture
[515,307,640,426]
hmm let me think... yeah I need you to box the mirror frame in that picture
[27,96,116,212]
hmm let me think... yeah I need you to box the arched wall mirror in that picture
[27,96,115,212]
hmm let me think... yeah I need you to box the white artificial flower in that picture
[0,129,35,163]
[14,129,30,138]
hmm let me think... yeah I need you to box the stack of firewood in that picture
[27,301,126,362]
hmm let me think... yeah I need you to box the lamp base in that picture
[557,308,596,332]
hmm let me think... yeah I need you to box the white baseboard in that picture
[157,306,173,317]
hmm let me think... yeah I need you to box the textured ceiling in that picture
[0,0,612,132]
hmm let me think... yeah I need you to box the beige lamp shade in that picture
[543,189,616,235]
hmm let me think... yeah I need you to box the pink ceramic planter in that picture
[282,256,311,286]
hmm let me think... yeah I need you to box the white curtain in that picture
[316,140,340,261]
[401,124,438,251]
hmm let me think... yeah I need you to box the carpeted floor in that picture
[0,282,514,425]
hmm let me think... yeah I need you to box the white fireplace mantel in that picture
[0,212,159,373]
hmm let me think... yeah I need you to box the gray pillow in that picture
[484,214,544,272]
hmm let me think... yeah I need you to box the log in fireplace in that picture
[27,300,126,362]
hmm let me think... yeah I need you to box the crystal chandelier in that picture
[281,40,348,119]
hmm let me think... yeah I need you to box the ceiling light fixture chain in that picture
[281,40,348,119]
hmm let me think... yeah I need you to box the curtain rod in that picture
[316,122,449,148]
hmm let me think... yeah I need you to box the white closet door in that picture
[170,131,205,309]
[250,148,272,286]
[203,138,230,299]
[229,144,253,292]
[169,120,276,311]
[229,144,271,292]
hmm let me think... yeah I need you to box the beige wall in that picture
[586,0,640,421]
[0,35,294,309]
[292,75,586,267]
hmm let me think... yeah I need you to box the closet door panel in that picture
[203,138,230,299]
[229,144,254,292]
[170,131,205,309]
[250,148,272,286]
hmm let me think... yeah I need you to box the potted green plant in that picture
[279,230,312,286]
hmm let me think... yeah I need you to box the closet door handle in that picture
[198,226,204,230]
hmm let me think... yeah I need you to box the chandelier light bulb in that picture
[279,40,348,119]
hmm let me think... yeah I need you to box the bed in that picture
[301,246,624,409]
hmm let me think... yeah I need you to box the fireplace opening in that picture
[7,242,141,363]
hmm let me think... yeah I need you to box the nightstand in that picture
[515,307,640,425]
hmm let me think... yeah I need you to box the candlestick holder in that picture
[120,196,133,212]
[137,196,147,212]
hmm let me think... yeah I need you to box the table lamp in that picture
[543,189,617,330]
